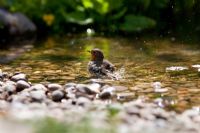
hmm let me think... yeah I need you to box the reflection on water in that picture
[0,36,200,112]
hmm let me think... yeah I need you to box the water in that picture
[0,35,200,112]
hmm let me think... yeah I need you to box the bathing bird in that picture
[88,48,115,78]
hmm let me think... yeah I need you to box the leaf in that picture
[62,11,93,25]
[120,15,156,32]
[111,7,127,20]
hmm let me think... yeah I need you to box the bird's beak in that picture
[87,50,91,53]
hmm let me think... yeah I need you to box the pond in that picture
[0,35,200,112]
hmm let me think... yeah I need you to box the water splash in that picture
[107,67,126,80]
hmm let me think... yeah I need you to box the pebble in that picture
[99,91,112,100]
[11,73,27,82]
[2,83,16,94]
[87,83,101,93]
[30,90,46,102]
[48,83,63,91]
[30,84,47,91]
[64,83,76,88]
[76,84,96,95]
[16,80,31,91]
[77,97,91,107]
[51,90,65,102]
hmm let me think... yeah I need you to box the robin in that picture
[88,48,115,78]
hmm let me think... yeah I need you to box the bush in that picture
[1,0,199,34]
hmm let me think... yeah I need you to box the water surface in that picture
[0,36,200,112]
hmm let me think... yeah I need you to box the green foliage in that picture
[121,15,156,32]
[0,0,199,34]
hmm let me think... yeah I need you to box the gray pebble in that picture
[51,90,65,102]
[11,73,27,82]
[48,83,63,91]
[99,91,112,99]
[16,80,31,91]
[64,83,76,88]
[2,83,16,94]
[30,90,46,102]
[76,84,96,95]
[77,97,91,107]
[30,84,47,91]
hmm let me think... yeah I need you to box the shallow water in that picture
[0,35,200,112]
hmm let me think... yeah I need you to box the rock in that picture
[2,83,16,94]
[152,82,162,90]
[16,80,31,91]
[0,9,36,36]
[99,87,116,100]
[29,84,47,91]
[11,73,27,82]
[48,83,63,91]
[166,66,188,72]
[76,84,96,95]
[87,83,101,93]
[30,90,46,102]
[99,91,112,100]
[51,90,65,102]
[64,83,76,88]
[77,97,91,107]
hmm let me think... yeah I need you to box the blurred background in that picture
[0,0,200,39]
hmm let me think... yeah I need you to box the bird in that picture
[88,48,115,78]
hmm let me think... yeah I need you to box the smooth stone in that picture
[16,80,31,91]
[51,90,65,102]
[77,97,91,107]
[30,90,46,101]
[112,86,128,92]
[99,86,116,99]
[100,85,111,92]
[11,73,27,82]
[48,83,63,91]
[30,84,47,91]
[76,84,96,95]
[99,91,112,100]
[64,83,76,88]
[87,83,101,93]
[152,82,162,90]
[2,83,16,94]
[166,66,188,71]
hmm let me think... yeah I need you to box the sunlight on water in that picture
[0,36,200,112]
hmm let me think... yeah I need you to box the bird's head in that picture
[88,48,104,61]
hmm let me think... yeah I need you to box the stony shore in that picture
[0,70,200,133]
